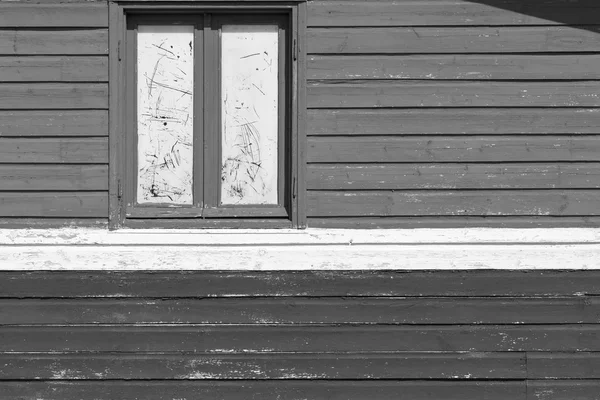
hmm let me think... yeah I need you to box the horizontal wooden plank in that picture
[527,381,600,400]
[0,4,107,27]
[0,83,107,109]
[0,56,108,82]
[1,271,598,297]
[0,29,108,55]
[0,192,107,217]
[0,298,597,325]
[1,325,599,352]
[307,137,600,163]
[308,81,600,108]
[0,138,108,163]
[0,381,525,400]
[307,163,600,190]
[0,165,107,190]
[307,109,600,135]
[308,54,600,80]
[309,190,600,217]
[528,353,600,379]
[307,26,600,54]
[0,110,108,137]
[0,352,525,380]
[308,0,600,26]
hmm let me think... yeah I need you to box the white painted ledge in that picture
[2,228,600,270]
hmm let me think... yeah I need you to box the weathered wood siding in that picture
[0,0,109,227]
[306,0,600,227]
[0,270,598,399]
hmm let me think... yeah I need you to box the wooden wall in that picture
[306,0,600,227]
[0,0,109,228]
[1,270,599,399]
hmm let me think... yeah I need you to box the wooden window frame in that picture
[109,0,307,229]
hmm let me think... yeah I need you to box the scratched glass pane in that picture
[221,25,279,205]
[137,25,194,205]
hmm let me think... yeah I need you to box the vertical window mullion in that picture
[194,19,205,211]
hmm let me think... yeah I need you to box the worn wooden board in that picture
[308,190,600,217]
[307,81,600,108]
[307,26,600,54]
[0,56,108,82]
[0,29,108,55]
[527,381,600,400]
[0,3,107,27]
[307,109,600,135]
[0,110,108,137]
[0,381,525,400]
[0,83,107,109]
[1,325,599,352]
[0,192,107,217]
[0,218,107,229]
[0,352,525,380]
[0,138,108,163]
[307,164,600,190]
[0,165,107,190]
[308,0,600,26]
[307,137,600,163]
[0,298,598,325]
[308,54,600,80]
[528,353,600,379]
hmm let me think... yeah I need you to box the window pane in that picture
[221,25,279,205]
[137,25,194,205]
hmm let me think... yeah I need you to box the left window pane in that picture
[137,25,194,205]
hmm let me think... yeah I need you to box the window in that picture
[109,1,306,229]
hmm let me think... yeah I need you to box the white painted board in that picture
[137,25,195,205]
[221,25,279,205]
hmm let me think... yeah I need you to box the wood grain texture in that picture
[0,83,107,109]
[307,109,600,135]
[0,192,107,217]
[307,81,600,108]
[0,110,108,137]
[0,165,107,190]
[307,26,600,54]
[1,325,599,352]
[0,218,107,229]
[0,3,107,27]
[308,0,600,26]
[308,54,600,80]
[0,56,108,82]
[307,137,600,163]
[527,381,600,400]
[0,29,108,55]
[0,298,598,325]
[308,190,600,217]
[0,381,525,400]
[0,353,525,380]
[307,164,600,190]
[528,353,600,379]
[0,138,108,163]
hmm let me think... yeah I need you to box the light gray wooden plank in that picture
[0,84,107,109]
[0,29,108,55]
[0,57,108,82]
[0,111,108,137]
[0,138,108,163]
[0,192,108,217]
[0,4,107,27]
[0,165,107,190]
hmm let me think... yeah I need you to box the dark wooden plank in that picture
[0,218,107,229]
[0,29,108,55]
[0,138,108,163]
[308,190,600,217]
[1,325,599,352]
[0,4,107,27]
[527,381,600,400]
[1,271,599,297]
[0,298,597,325]
[308,163,600,190]
[308,55,600,80]
[307,26,600,54]
[307,109,600,135]
[307,137,600,163]
[0,192,107,217]
[0,84,107,109]
[0,381,525,400]
[528,353,600,379]
[0,56,108,82]
[0,352,525,380]
[308,0,600,26]
[307,81,600,108]
[0,110,108,137]
[0,165,107,191]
